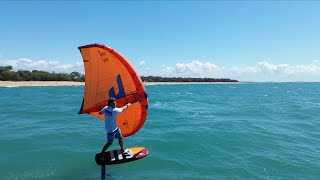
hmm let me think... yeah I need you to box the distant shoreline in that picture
[0,81,84,87]
[0,81,241,87]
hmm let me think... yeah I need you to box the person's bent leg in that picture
[118,137,124,153]
[115,128,124,153]
[100,142,112,161]
[101,132,115,153]
[101,142,112,154]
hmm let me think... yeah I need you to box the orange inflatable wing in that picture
[78,44,148,137]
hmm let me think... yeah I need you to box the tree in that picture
[70,71,81,79]
[0,66,13,72]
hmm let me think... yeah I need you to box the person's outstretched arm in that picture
[121,103,131,111]
[99,107,105,114]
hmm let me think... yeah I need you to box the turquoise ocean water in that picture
[0,83,320,179]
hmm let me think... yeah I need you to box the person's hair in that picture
[108,97,116,105]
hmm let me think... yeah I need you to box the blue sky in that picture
[0,1,320,82]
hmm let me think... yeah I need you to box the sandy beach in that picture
[0,81,241,87]
[0,81,85,87]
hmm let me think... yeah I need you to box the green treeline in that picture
[0,66,84,81]
[141,76,238,82]
[0,66,238,82]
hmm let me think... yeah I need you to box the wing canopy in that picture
[78,44,148,137]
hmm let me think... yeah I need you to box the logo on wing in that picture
[98,50,109,63]
[109,75,126,99]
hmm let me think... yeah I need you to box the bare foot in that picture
[122,149,129,156]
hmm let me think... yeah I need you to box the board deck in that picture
[95,147,148,165]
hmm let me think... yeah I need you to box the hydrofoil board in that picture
[95,147,148,165]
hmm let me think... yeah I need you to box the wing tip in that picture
[78,43,102,49]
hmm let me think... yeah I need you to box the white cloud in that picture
[161,60,320,82]
[0,58,84,73]
[163,66,175,74]
[162,61,222,77]
[138,61,145,67]
[2,58,319,82]
[175,60,220,74]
